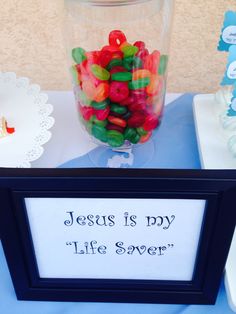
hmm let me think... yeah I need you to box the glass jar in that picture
[64,0,175,149]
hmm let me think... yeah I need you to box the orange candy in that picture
[119,41,131,50]
[108,116,127,128]
[140,132,152,143]
[132,69,151,81]
[144,50,160,74]
[93,82,110,102]
[82,81,109,102]
[146,74,160,96]
[82,80,96,100]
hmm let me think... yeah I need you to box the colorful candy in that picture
[121,44,139,58]
[91,99,109,110]
[109,81,129,103]
[158,55,168,75]
[109,30,127,47]
[107,130,125,147]
[107,59,123,70]
[72,47,86,64]
[108,116,127,128]
[92,124,108,143]
[99,50,112,68]
[91,64,110,81]
[111,72,132,82]
[127,111,146,128]
[111,103,127,114]
[128,77,150,90]
[72,30,168,148]
[132,69,151,81]
[94,83,110,102]
[95,107,110,121]
[143,114,159,131]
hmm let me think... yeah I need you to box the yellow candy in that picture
[132,69,151,81]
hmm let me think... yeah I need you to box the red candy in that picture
[99,50,112,68]
[82,80,96,99]
[110,66,126,75]
[109,30,127,47]
[85,51,100,65]
[108,116,127,128]
[109,81,129,103]
[79,60,89,75]
[80,106,94,121]
[136,48,149,61]
[95,107,110,121]
[143,114,159,131]
[129,101,146,112]
[144,50,160,74]
[120,95,135,106]
[127,111,146,128]
[106,124,124,133]
[111,51,124,60]
[134,41,145,51]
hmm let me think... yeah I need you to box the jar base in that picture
[88,137,155,168]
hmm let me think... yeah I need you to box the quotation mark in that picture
[168,244,174,248]
[66,242,72,246]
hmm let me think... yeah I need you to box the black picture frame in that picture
[0,168,236,305]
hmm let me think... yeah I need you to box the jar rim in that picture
[77,0,153,7]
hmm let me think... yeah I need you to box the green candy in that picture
[72,47,87,64]
[111,72,132,82]
[158,55,168,75]
[136,127,148,136]
[111,104,127,115]
[107,130,125,147]
[124,127,137,140]
[70,65,80,85]
[130,133,141,144]
[86,120,93,133]
[123,57,134,71]
[124,127,140,144]
[79,91,91,105]
[121,45,139,58]
[107,59,123,70]
[92,125,108,143]
[91,99,109,110]
[91,117,108,127]
[133,57,143,69]
[123,56,142,71]
[128,77,150,90]
[91,64,110,81]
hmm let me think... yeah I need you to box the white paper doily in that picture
[0,72,55,168]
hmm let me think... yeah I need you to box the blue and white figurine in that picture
[218,11,236,52]
[228,83,236,116]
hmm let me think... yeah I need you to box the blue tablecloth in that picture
[0,94,234,313]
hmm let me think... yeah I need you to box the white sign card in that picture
[25,198,206,281]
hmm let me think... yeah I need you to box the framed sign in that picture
[0,168,235,304]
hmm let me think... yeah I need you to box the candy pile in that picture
[0,117,15,139]
[71,30,168,148]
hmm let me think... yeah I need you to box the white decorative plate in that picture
[0,72,54,168]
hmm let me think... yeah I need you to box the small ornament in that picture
[221,45,236,86]
[0,117,15,139]
[218,11,236,52]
